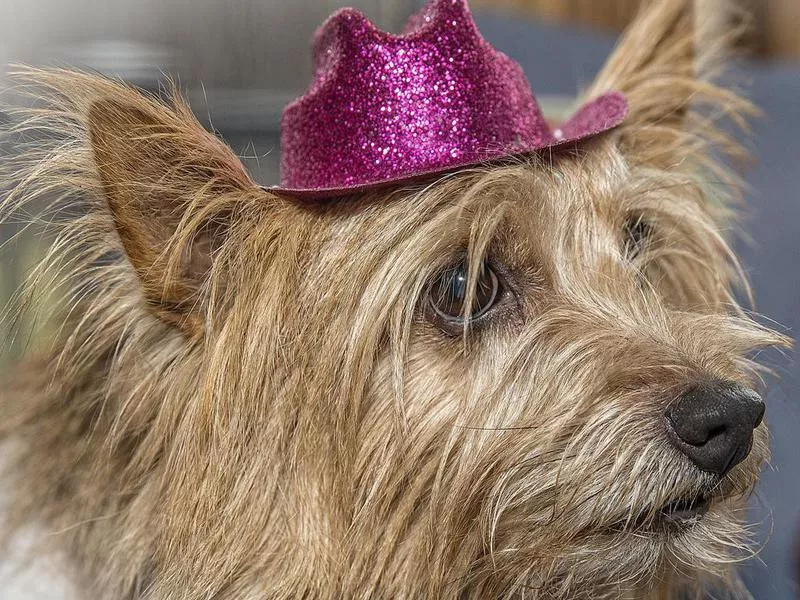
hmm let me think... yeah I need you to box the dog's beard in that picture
[359,398,768,597]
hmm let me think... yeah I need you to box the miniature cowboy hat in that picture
[272,0,628,198]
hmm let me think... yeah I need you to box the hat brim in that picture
[266,91,627,200]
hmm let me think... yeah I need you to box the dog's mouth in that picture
[616,491,713,533]
[657,493,711,525]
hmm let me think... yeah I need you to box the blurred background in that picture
[1,0,798,598]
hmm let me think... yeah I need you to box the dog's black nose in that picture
[666,381,765,476]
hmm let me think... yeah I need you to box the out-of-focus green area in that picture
[0,229,47,367]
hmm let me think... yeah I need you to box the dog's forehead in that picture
[327,139,632,265]
[468,143,634,275]
[481,140,631,230]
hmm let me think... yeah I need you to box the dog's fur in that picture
[0,0,789,598]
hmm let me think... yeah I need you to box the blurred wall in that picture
[1,0,418,186]
[472,0,800,60]
[0,0,418,89]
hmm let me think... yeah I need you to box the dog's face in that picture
[273,141,776,597]
[3,2,787,599]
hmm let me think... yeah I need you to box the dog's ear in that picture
[588,0,745,167]
[88,96,256,335]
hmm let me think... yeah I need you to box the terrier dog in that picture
[0,0,788,598]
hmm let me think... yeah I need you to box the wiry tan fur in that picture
[0,0,790,598]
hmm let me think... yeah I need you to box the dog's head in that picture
[2,1,788,598]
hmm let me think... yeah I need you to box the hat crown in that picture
[278,0,627,197]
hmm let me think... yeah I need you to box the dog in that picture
[0,0,789,598]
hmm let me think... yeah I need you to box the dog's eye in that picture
[428,260,500,326]
[623,214,652,260]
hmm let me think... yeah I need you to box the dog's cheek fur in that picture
[353,296,773,597]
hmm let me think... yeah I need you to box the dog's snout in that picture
[665,381,765,476]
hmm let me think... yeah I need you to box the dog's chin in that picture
[579,466,761,582]
[557,498,746,596]
[655,498,752,585]
[611,457,764,540]
[596,486,756,587]
[536,495,747,599]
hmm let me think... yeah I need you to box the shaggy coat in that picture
[0,0,788,598]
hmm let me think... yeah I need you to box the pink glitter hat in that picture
[273,0,628,198]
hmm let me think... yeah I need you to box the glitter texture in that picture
[275,0,628,197]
